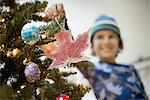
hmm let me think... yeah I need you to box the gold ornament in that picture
[6,50,12,57]
[0,16,5,23]
[12,48,21,57]
[6,48,21,58]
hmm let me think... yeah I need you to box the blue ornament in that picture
[21,22,41,45]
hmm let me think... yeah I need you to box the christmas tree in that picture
[0,0,91,99]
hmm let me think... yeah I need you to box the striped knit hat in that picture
[90,15,120,43]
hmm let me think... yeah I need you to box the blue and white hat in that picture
[89,15,120,43]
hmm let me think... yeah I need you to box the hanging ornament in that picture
[24,62,41,83]
[21,22,41,45]
[40,30,89,68]
[56,94,70,100]
[21,15,66,45]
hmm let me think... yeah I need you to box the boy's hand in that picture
[44,3,66,19]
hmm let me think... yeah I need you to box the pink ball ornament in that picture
[24,62,41,83]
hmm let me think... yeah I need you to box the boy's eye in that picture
[97,35,103,39]
[109,35,117,39]
[109,35,114,39]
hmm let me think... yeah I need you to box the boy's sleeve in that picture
[131,65,149,99]
[72,61,95,79]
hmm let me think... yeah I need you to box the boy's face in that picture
[91,30,120,62]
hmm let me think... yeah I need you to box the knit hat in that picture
[89,15,120,43]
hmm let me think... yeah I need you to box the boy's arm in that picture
[131,65,149,99]
[72,61,95,80]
